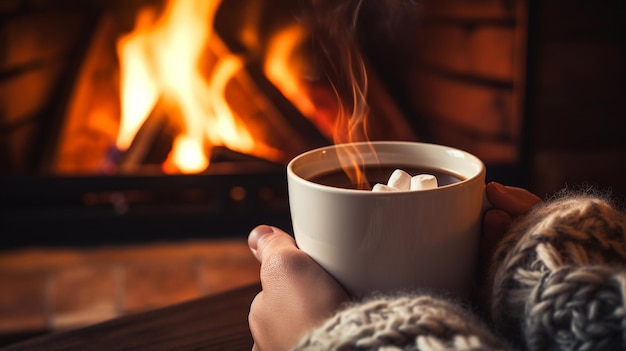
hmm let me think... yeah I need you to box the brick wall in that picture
[359,0,529,186]
[364,0,625,199]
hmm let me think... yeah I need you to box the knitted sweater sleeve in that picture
[291,294,510,351]
[291,192,626,351]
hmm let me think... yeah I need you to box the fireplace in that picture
[4,0,623,249]
[0,0,532,248]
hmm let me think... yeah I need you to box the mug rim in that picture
[287,141,486,195]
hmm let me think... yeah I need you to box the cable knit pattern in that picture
[290,193,626,351]
[489,194,626,350]
[525,265,626,351]
[292,295,510,351]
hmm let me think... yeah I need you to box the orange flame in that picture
[115,0,374,181]
[264,0,374,189]
[263,25,316,120]
[116,0,268,173]
[167,135,208,174]
[264,17,370,189]
[263,24,339,141]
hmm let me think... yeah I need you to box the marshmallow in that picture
[372,183,399,192]
[371,170,439,192]
[410,174,438,190]
[387,169,412,191]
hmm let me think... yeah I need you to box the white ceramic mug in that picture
[287,141,486,299]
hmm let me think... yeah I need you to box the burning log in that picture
[116,96,180,173]
[50,1,335,176]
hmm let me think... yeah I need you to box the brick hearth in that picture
[0,239,260,345]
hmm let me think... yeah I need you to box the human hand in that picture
[247,225,350,351]
[475,182,542,307]
[481,182,543,265]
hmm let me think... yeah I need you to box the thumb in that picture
[248,225,297,264]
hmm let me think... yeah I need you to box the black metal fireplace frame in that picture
[0,158,293,250]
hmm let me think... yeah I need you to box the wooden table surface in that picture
[1,282,261,351]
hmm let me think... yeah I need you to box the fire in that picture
[263,25,316,121]
[263,24,340,141]
[115,8,159,151]
[113,0,374,179]
[116,0,264,173]
[166,135,208,174]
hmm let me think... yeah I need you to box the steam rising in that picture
[303,0,422,189]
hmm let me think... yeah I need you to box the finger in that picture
[486,182,542,217]
[248,225,297,264]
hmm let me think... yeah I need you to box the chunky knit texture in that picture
[489,194,626,350]
[524,265,626,351]
[292,193,626,351]
[293,294,510,351]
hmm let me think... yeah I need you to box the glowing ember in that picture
[166,135,208,174]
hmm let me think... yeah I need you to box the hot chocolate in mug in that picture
[287,141,486,298]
